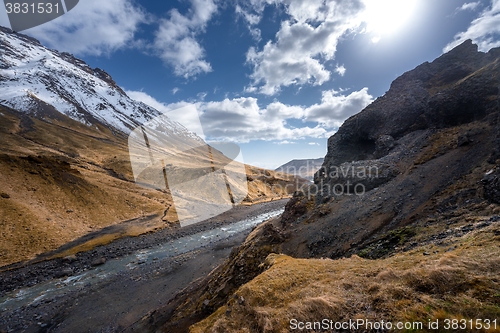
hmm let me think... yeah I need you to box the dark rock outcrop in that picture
[482,168,500,203]
[93,68,127,95]
[316,40,500,202]
[321,40,496,162]
[375,134,396,158]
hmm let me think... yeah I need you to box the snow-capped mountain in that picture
[0,26,195,139]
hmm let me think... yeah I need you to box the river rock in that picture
[91,257,106,266]
[62,255,77,263]
[482,168,500,204]
[54,268,73,278]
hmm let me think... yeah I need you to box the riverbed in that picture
[0,199,287,332]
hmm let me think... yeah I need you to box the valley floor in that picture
[0,199,288,332]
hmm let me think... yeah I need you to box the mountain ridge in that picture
[275,158,324,181]
[0,26,199,141]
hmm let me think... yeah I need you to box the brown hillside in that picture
[0,105,304,267]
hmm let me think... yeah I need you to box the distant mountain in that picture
[275,158,324,181]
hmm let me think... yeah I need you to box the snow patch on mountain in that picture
[0,27,199,142]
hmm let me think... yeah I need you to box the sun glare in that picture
[363,0,418,43]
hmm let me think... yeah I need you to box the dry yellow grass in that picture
[0,106,305,266]
[0,107,170,266]
[191,223,500,333]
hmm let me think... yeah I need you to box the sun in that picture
[363,0,419,43]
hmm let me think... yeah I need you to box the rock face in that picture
[315,40,500,202]
[289,40,500,260]
[323,40,493,151]
[483,168,500,204]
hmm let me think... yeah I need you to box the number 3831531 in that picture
[5,2,60,14]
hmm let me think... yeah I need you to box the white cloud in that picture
[308,142,320,146]
[197,92,208,101]
[275,140,297,145]
[234,0,279,40]
[445,0,500,52]
[235,5,262,25]
[335,64,346,76]
[127,87,372,143]
[457,2,482,12]
[22,0,217,78]
[25,0,148,56]
[244,0,365,95]
[305,88,373,128]
[197,97,324,142]
[235,4,262,40]
[126,90,167,111]
[154,0,217,78]
[172,87,180,95]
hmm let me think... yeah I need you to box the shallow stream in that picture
[0,209,284,312]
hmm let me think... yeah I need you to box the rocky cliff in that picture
[286,39,500,259]
[319,40,499,169]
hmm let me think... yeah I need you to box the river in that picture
[0,203,285,332]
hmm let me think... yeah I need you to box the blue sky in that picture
[1,0,500,169]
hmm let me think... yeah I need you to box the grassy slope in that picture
[0,106,170,266]
[0,106,305,267]
[191,222,500,333]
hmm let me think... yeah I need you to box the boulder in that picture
[482,169,500,204]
